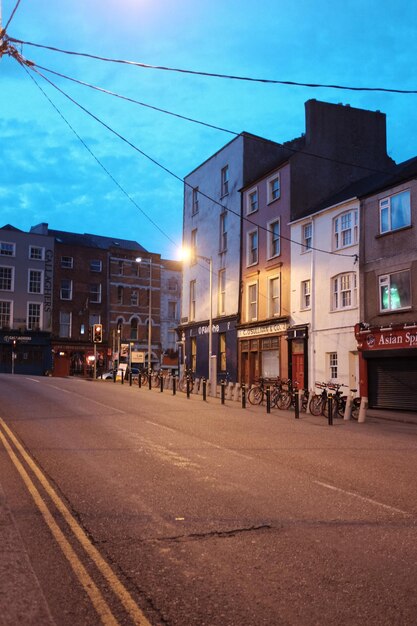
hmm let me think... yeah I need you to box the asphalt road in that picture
[0,373,417,626]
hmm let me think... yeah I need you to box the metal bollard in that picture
[129,372,132,387]
[294,389,300,419]
[148,372,152,391]
[121,370,124,385]
[241,383,246,409]
[266,386,271,413]
[327,393,333,425]
[113,369,116,383]
[138,373,141,388]
[160,374,164,393]
[202,378,207,401]
[221,380,225,405]
[186,377,190,398]
[173,376,176,395]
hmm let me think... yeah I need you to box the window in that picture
[0,301,11,328]
[27,303,41,330]
[191,228,197,264]
[221,165,229,196]
[379,270,411,311]
[191,337,197,371]
[90,260,102,272]
[267,174,281,203]
[219,212,227,252]
[301,280,311,309]
[59,311,71,338]
[247,188,258,214]
[167,329,177,350]
[29,246,44,260]
[0,267,13,291]
[131,291,138,306]
[329,352,338,380]
[269,277,280,317]
[60,279,72,300]
[28,270,43,294]
[219,333,226,371]
[168,277,178,291]
[118,261,124,275]
[218,269,226,315]
[90,283,102,304]
[130,318,138,340]
[61,256,73,268]
[0,241,15,256]
[302,223,312,251]
[247,283,258,321]
[380,190,411,234]
[189,280,196,321]
[267,219,280,258]
[192,187,199,215]
[334,210,358,249]
[117,286,124,304]
[247,229,258,266]
[168,301,177,320]
[332,273,357,310]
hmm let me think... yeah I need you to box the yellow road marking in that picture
[0,417,152,626]
[0,429,119,626]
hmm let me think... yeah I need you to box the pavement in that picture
[0,397,416,626]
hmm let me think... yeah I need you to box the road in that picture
[0,373,416,626]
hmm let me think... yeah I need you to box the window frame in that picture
[379,270,411,312]
[333,209,358,250]
[267,173,281,204]
[59,311,72,338]
[89,283,102,304]
[329,352,338,380]
[0,300,12,329]
[301,279,311,310]
[267,218,280,259]
[221,165,229,197]
[29,245,45,261]
[247,228,259,267]
[90,260,102,272]
[60,279,73,300]
[190,228,198,265]
[379,190,411,234]
[302,222,312,253]
[27,302,42,331]
[61,256,73,269]
[0,266,14,291]
[219,211,227,253]
[268,275,281,318]
[246,187,258,215]
[192,187,199,215]
[0,241,15,257]
[189,279,196,322]
[247,282,258,322]
[28,268,44,294]
[218,268,226,316]
[331,272,357,311]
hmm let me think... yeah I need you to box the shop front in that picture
[52,341,108,377]
[0,331,52,375]
[355,323,417,412]
[237,320,289,386]
[286,325,309,391]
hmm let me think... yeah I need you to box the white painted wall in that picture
[290,198,360,392]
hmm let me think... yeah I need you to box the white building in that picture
[290,197,360,392]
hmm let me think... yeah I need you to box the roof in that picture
[45,228,147,252]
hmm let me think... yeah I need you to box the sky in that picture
[1,0,417,259]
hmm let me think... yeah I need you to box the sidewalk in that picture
[365,408,417,425]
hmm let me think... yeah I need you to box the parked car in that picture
[99,367,140,381]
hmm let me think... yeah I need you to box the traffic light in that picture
[93,324,103,343]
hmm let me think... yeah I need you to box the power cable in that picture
[24,61,358,258]
[8,37,417,94]
[20,64,178,248]
[3,1,22,31]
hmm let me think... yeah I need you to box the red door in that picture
[292,353,305,390]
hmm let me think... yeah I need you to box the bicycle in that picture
[178,368,195,393]
[309,382,330,416]
[248,378,280,405]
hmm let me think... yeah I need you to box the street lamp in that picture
[136,257,152,374]
[181,248,214,391]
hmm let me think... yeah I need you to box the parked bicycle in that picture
[247,378,281,405]
[178,368,195,393]
[309,382,331,415]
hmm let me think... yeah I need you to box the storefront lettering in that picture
[237,323,288,338]
[44,249,54,313]
[365,329,417,348]
[198,324,220,335]
[406,331,417,346]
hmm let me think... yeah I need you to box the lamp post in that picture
[136,257,152,375]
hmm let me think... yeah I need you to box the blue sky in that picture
[1,0,416,259]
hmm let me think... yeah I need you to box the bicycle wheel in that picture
[323,398,338,419]
[151,374,160,388]
[351,399,360,420]
[270,387,280,408]
[276,391,292,410]
[309,395,324,416]
[140,372,148,385]
[247,386,264,405]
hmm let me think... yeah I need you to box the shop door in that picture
[241,351,249,385]
[292,353,305,390]
[368,357,417,411]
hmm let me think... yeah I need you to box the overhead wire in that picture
[23,60,359,259]
[3,1,22,32]
[8,36,417,94]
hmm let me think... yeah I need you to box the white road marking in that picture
[25,378,40,383]
[314,480,412,517]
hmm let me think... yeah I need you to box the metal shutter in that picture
[368,357,417,411]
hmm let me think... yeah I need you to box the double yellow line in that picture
[0,417,151,626]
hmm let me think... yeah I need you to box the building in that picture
[160,259,182,373]
[0,224,54,375]
[355,156,417,412]
[180,132,290,384]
